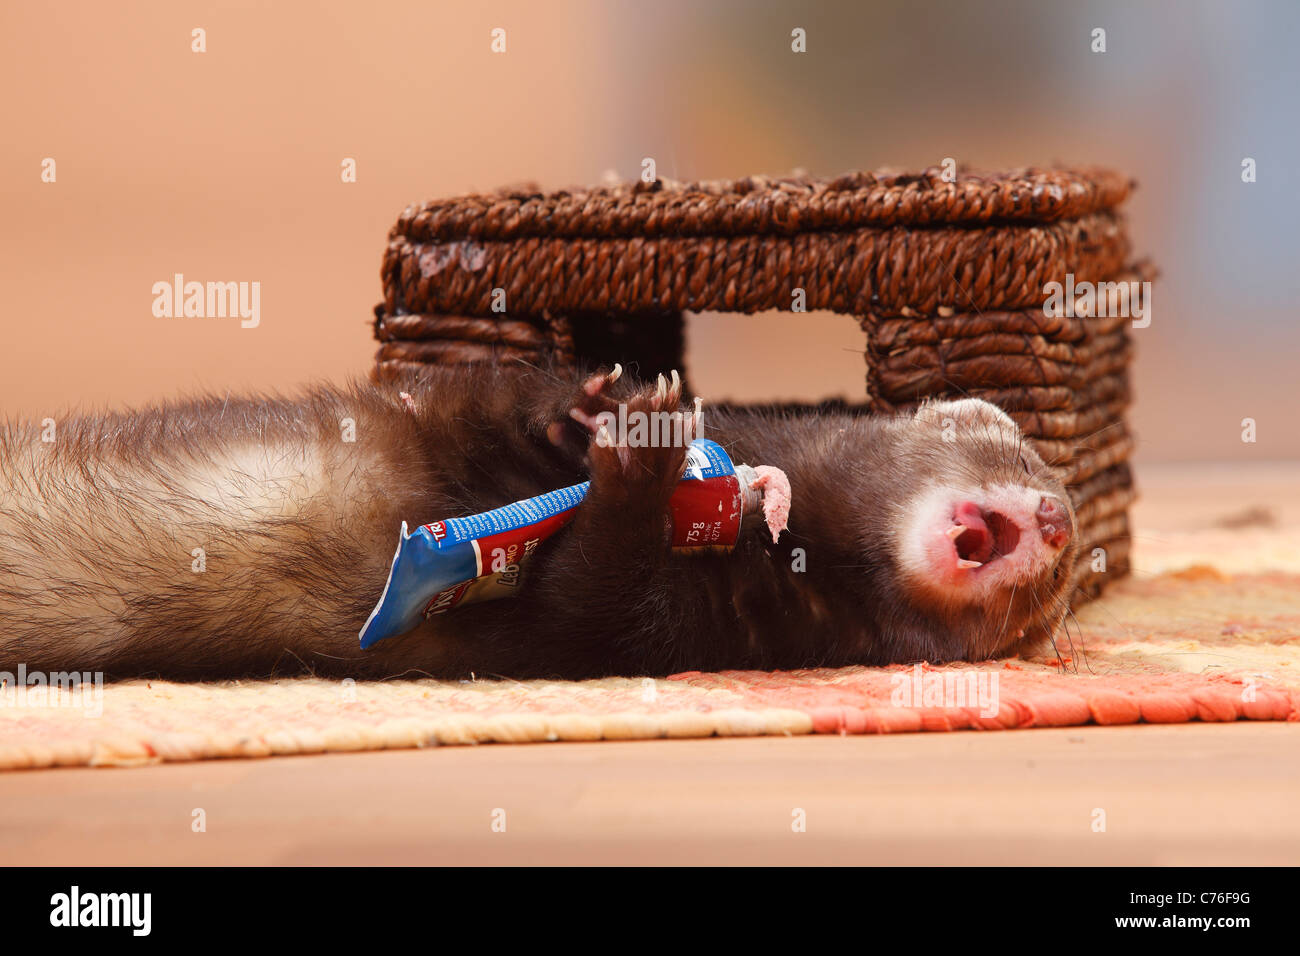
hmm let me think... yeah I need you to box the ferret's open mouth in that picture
[949,501,1021,569]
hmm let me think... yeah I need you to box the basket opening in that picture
[683,309,871,406]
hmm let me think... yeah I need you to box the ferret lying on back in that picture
[0,364,1078,680]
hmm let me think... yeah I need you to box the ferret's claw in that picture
[655,374,667,406]
[596,423,614,448]
[583,363,624,398]
[670,369,681,394]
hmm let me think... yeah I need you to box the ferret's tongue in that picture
[952,501,995,564]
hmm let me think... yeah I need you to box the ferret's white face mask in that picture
[899,482,1073,600]
[893,398,1076,607]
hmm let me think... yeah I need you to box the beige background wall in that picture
[3,0,1297,463]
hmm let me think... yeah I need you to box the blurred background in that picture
[2,0,1296,464]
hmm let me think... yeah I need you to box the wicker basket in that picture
[372,167,1144,603]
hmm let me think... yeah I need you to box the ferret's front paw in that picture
[543,364,625,457]
[586,370,697,508]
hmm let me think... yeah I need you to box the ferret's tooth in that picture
[957,559,982,569]
[607,363,623,383]
[946,525,965,540]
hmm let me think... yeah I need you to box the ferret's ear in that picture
[914,398,1015,428]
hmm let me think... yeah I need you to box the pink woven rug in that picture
[1,567,1296,770]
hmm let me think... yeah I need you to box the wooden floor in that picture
[2,722,1296,865]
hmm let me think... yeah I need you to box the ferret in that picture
[0,364,1078,681]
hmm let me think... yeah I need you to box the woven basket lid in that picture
[390,166,1133,244]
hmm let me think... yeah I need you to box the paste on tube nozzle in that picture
[739,464,792,544]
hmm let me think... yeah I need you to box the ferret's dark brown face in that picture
[873,398,1078,660]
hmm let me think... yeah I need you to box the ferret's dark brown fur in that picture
[0,364,1078,680]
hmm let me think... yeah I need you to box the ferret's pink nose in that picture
[1036,495,1072,549]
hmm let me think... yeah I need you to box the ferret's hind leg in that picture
[0,390,422,679]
